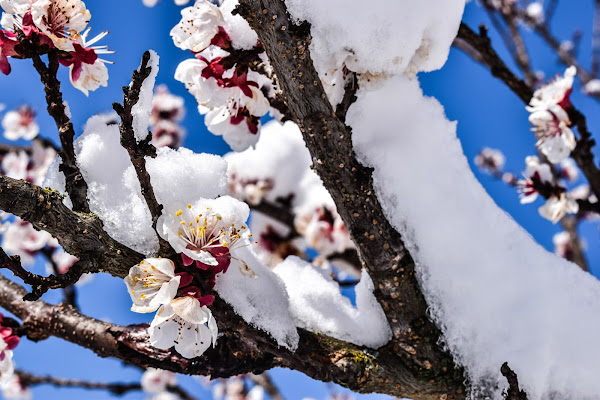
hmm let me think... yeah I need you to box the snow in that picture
[146,147,227,207]
[132,50,160,141]
[284,0,465,76]
[347,74,600,399]
[273,256,391,348]
[224,120,312,204]
[44,116,228,256]
[215,246,299,350]
[221,0,258,50]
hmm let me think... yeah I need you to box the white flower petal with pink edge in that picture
[158,197,250,265]
[1,373,31,400]
[537,122,576,164]
[2,107,39,141]
[538,193,579,223]
[0,0,34,16]
[125,258,181,313]
[148,298,218,359]
[205,105,260,152]
[527,66,576,113]
[70,60,109,96]
[525,155,553,183]
[141,368,177,394]
[170,0,224,53]
[0,341,14,384]
[31,0,91,52]
[1,152,28,181]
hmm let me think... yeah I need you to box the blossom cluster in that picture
[0,0,113,95]
[527,66,577,164]
[474,146,586,224]
[125,198,254,358]
[172,0,276,151]
[1,106,56,187]
[150,85,186,148]
[474,147,505,178]
[518,156,579,223]
[125,257,218,359]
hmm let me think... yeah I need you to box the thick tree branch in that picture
[236,1,465,398]
[0,273,463,399]
[31,51,90,213]
[0,175,143,278]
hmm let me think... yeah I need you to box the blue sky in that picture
[0,0,598,399]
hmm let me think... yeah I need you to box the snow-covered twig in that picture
[113,51,172,255]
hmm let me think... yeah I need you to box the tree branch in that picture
[236,1,465,398]
[457,23,600,206]
[113,51,172,256]
[31,51,90,213]
[0,247,88,301]
[0,175,143,278]
[16,369,198,400]
[500,363,528,400]
[0,272,464,399]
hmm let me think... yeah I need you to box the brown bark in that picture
[236,0,465,398]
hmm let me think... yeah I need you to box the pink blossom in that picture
[1,106,39,141]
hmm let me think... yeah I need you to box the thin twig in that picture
[39,247,78,307]
[457,23,600,206]
[500,362,528,400]
[0,247,89,301]
[31,51,90,213]
[113,51,172,256]
[16,369,198,400]
[248,373,285,400]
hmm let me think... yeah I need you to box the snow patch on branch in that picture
[133,50,160,141]
[284,0,465,77]
[215,246,300,350]
[273,256,391,348]
[347,75,600,400]
[43,115,228,256]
